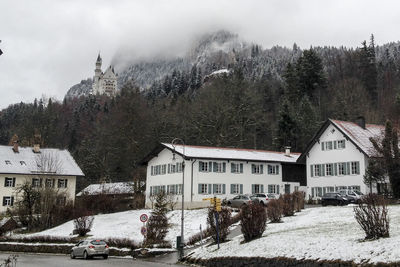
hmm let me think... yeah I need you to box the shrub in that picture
[267,199,283,223]
[354,193,389,240]
[281,194,295,217]
[73,215,94,237]
[293,191,305,212]
[207,207,231,243]
[145,191,169,246]
[187,227,212,246]
[240,203,267,242]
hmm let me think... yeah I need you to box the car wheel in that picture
[83,251,89,260]
[103,255,108,259]
[70,251,75,259]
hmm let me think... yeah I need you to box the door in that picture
[284,184,290,194]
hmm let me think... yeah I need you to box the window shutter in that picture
[240,163,243,173]
[151,166,153,175]
[321,164,325,176]
[231,163,234,173]
[11,197,14,206]
[277,185,280,194]
[4,178,7,187]
[12,178,16,187]
[209,162,213,172]
[356,162,360,174]
[39,178,43,187]
[261,184,264,193]
[251,164,254,174]
[346,162,350,175]
[310,165,314,177]
[212,184,216,194]
[198,184,202,194]
[223,163,226,173]
[2,197,5,207]
[343,141,346,148]
[230,184,234,194]
[240,184,243,194]
[251,184,255,194]
[222,184,226,194]
[208,184,212,194]
[199,161,202,172]
[167,185,170,194]
[277,165,279,175]
[260,165,263,174]
[321,142,325,151]
[334,141,337,149]
[213,162,217,172]
[334,163,338,176]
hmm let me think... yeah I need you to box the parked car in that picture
[227,194,253,209]
[70,239,109,260]
[250,193,269,206]
[338,189,364,203]
[266,193,280,200]
[321,192,349,206]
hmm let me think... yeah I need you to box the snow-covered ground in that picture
[191,205,400,264]
[27,209,208,247]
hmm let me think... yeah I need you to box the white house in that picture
[0,142,84,212]
[297,117,386,200]
[142,143,306,209]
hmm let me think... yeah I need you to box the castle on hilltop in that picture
[92,53,118,96]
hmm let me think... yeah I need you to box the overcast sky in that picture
[1,0,400,109]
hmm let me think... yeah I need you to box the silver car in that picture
[227,194,253,209]
[70,239,109,259]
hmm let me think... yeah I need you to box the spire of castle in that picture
[96,52,102,62]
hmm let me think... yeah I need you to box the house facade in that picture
[0,143,84,213]
[142,143,306,209]
[297,118,386,200]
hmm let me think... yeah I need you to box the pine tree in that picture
[145,191,169,246]
[275,97,298,150]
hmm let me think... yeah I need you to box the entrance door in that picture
[284,184,291,194]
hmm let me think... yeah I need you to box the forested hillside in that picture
[3,34,400,190]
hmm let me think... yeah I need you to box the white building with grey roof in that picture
[297,117,387,200]
[141,143,306,209]
[0,142,84,212]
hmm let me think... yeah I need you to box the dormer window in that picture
[20,161,26,166]
[5,160,11,165]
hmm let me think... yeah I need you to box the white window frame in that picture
[3,196,12,206]
[58,179,67,188]
[267,165,278,175]
[213,162,224,173]
[199,161,210,172]
[231,163,243,174]
[351,161,359,175]
[338,162,346,175]
[268,184,279,194]
[326,163,333,176]
[314,165,321,177]
[252,164,263,174]
[199,183,208,194]
[253,184,262,193]
[337,140,345,149]
[231,184,240,194]
[32,178,41,188]
[4,178,13,187]
[325,141,333,150]
[214,184,223,194]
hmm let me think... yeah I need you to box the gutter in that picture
[191,159,197,202]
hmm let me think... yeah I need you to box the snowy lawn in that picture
[26,209,209,247]
[191,205,400,264]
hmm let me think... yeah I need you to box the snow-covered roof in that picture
[210,69,230,75]
[161,143,300,163]
[0,145,84,176]
[77,182,134,196]
[331,119,384,157]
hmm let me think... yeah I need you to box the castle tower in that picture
[92,53,117,96]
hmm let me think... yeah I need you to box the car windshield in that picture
[354,190,363,195]
[91,240,106,245]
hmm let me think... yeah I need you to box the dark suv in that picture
[321,192,348,206]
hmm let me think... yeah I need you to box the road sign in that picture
[141,226,147,236]
[140,214,148,223]
[202,198,213,201]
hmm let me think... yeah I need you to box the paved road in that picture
[0,252,182,267]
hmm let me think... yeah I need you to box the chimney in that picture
[12,140,19,153]
[285,146,291,157]
[355,116,366,129]
[33,144,40,153]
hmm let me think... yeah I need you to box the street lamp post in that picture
[171,138,185,260]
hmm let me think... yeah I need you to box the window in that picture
[251,164,263,174]
[351,161,360,175]
[20,161,26,166]
[213,184,223,194]
[199,161,211,172]
[168,163,183,174]
[5,160,11,165]
[151,164,167,176]
[314,164,321,176]
[294,186,299,192]
[231,163,243,174]
[167,184,182,195]
[45,178,54,188]
[32,178,41,187]
[198,183,209,194]
[4,177,15,187]
[230,184,242,194]
[2,196,14,206]
[57,179,68,188]
[150,185,166,196]
[311,187,323,198]
[268,184,280,194]
[252,184,263,194]
[326,163,333,176]
[337,140,346,149]
[338,163,346,175]
[325,141,333,150]
[57,196,67,206]
[267,165,279,175]
[213,162,226,173]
